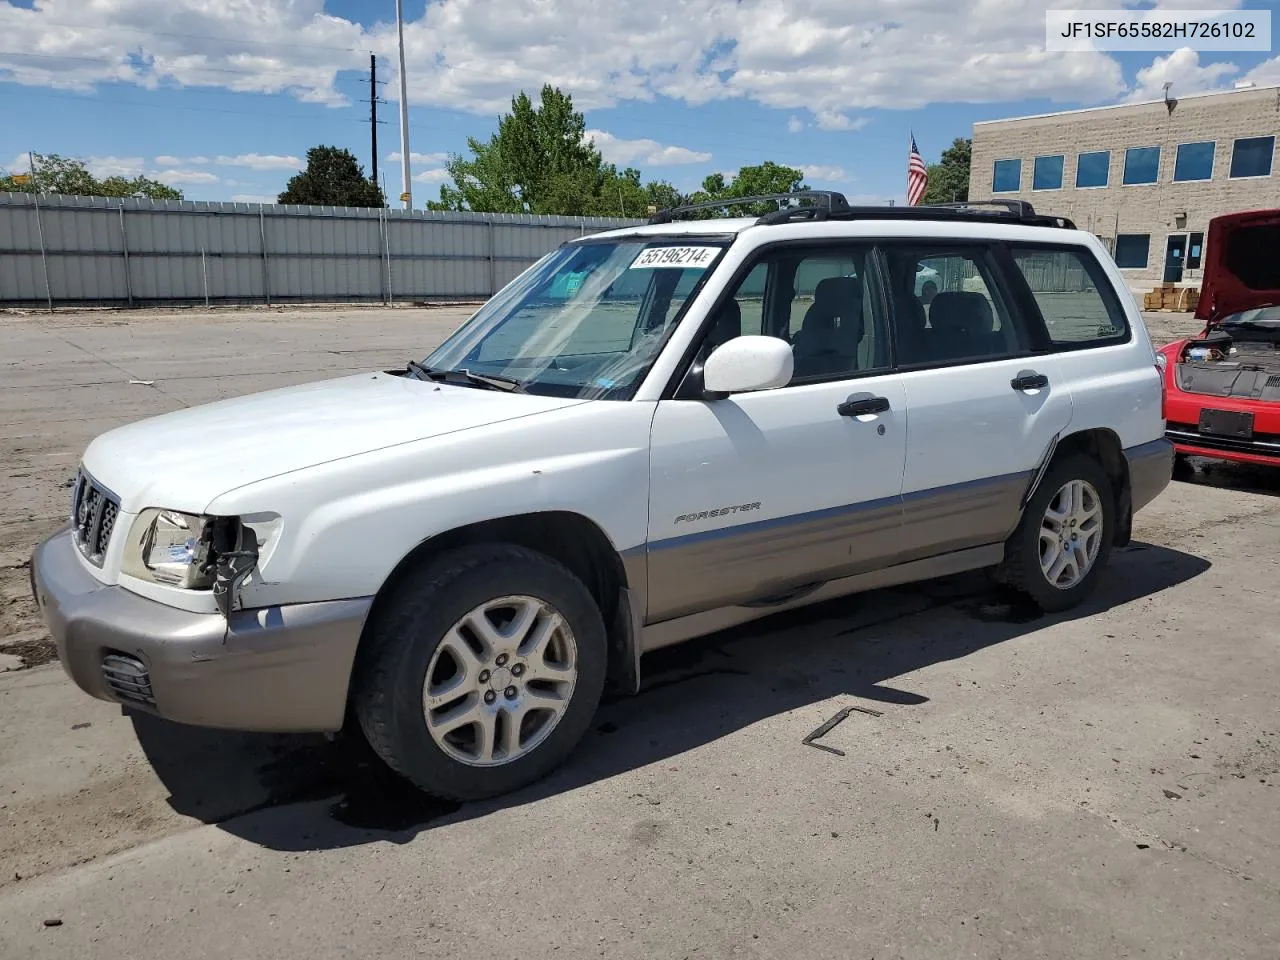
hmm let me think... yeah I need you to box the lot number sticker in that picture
[630,246,719,269]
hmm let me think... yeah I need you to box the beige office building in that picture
[969,83,1280,294]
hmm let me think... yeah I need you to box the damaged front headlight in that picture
[123,509,275,615]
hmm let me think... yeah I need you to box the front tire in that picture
[353,544,607,800]
[1001,454,1115,613]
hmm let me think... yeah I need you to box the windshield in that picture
[421,237,729,399]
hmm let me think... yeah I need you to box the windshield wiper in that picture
[406,361,527,393]
[405,359,434,380]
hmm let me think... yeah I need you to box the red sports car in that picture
[1158,208,1280,468]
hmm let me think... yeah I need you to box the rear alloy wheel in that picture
[354,544,607,800]
[1036,479,1104,590]
[1001,453,1115,612]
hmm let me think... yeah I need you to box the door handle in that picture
[1011,370,1049,391]
[837,393,890,417]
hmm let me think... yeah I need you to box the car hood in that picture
[1196,208,1280,327]
[81,372,587,514]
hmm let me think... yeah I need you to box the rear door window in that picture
[881,245,1025,366]
[1007,246,1130,348]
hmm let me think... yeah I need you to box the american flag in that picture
[907,134,928,206]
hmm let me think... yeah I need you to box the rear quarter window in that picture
[1008,246,1130,349]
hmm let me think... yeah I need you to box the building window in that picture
[1229,136,1275,178]
[992,158,1022,192]
[1187,232,1204,270]
[1032,155,1064,190]
[1173,141,1215,182]
[1113,234,1150,269]
[1123,146,1161,185]
[1075,151,1110,188]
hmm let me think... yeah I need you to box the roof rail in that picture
[647,190,851,225]
[647,192,1077,230]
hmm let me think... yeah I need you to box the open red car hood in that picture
[1195,208,1280,326]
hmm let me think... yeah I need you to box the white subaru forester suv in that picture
[31,195,1172,800]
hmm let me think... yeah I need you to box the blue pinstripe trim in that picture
[648,491,900,552]
[648,469,1033,552]
[900,470,1034,503]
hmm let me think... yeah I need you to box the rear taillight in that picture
[1156,360,1167,419]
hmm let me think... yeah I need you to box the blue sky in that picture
[1,0,1277,206]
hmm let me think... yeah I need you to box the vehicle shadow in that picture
[1176,456,1280,497]
[130,539,1210,852]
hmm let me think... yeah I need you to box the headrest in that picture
[929,291,994,335]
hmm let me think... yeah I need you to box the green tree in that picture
[429,84,682,217]
[278,146,384,207]
[684,161,810,216]
[597,165,685,218]
[0,153,182,199]
[921,137,971,204]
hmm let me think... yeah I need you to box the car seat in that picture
[925,291,1003,361]
[792,276,862,377]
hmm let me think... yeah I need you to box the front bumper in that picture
[30,529,372,733]
[1163,376,1280,467]
[1165,424,1280,466]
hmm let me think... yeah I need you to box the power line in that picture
[0,50,368,83]
[0,17,372,55]
[0,86,365,123]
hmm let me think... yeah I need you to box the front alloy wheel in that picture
[424,596,577,767]
[354,544,608,800]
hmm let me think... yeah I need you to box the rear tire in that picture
[1001,454,1115,613]
[353,544,607,801]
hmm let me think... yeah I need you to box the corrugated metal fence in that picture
[0,192,642,308]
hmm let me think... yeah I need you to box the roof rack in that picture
[646,192,1076,230]
[647,191,851,224]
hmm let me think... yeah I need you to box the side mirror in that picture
[702,336,794,395]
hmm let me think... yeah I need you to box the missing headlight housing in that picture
[124,510,260,613]
[125,509,215,588]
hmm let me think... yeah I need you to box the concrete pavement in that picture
[4,304,1279,959]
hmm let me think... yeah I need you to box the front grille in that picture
[70,469,120,566]
[101,653,156,706]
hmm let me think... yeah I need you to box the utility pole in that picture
[395,0,412,210]
[369,53,378,187]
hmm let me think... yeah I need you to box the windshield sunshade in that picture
[420,238,729,400]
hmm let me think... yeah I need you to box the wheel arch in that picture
[348,510,640,716]
[1032,428,1132,547]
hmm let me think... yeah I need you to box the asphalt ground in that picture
[3,303,1278,960]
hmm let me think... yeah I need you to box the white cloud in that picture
[799,164,850,182]
[584,130,711,166]
[413,168,451,184]
[214,153,301,170]
[155,155,209,166]
[6,152,33,174]
[787,115,804,134]
[1239,56,1280,87]
[1126,47,1240,102]
[0,0,1135,126]
[155,169,220,185]
[231,193,277,204]
[87,156,145,177]
[388,151,450,165]
[813,111,866,132]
